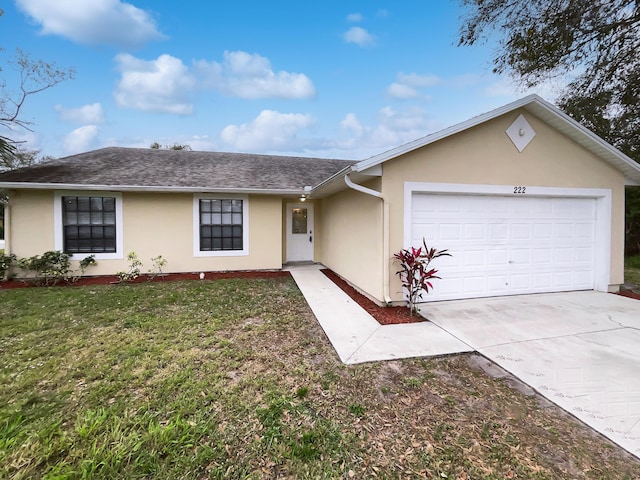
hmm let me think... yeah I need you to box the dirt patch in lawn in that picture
[321,268,421,325]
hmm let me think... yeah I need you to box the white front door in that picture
[286,203,314,262]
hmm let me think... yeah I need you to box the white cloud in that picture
[343,27,375,47]
[55,103,105,124]
[220,110,316,152]
[336,106,438,156]
[63,125,99,154]
[483,76,566,101]
[386,83,423,100]
[346,13,363,22]
[194,51,315,99]
[386,73,440,100]
[114,53,195,114]
[340,113,363,138]
[15,0,165,48]
[396,73,440,88]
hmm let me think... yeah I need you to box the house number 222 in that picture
[513,186,526,194]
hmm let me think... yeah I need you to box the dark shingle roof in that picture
[0,147,356,192]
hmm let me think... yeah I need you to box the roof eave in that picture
[309,164,355,195]
[0,182,306,196]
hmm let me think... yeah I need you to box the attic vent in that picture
[506,114,536,152]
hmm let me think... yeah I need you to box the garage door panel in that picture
[411,193,596,301]
[489,223,508,240]
[464,250,485,266]
[465,223,485,239]
[511,224,531,239]
[533,223,553,239]
[532,248,553,264]
[439,223,462,240]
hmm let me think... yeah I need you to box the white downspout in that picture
[1,197,9,255]
[344,174,392,305]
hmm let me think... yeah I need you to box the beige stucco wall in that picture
[317,179,383,301]
[6,191,282,276]
[382,109,627,302]
[6,190,55,258]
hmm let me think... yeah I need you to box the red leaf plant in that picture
[393,239,451,315]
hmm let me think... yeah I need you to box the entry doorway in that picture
[286,203,314,262]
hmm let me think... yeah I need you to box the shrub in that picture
[148,255,168,279]
[18,251,71,286]
[0,253,16,280]
[117,252,143,283]
[13,251,96,285]
[393,239,450,315]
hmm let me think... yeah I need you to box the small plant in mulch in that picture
[117,251,143,283]
[117,252,171,283]
[393,238,450,315]
[148,255,168,280]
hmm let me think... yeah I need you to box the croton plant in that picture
[393,239,451,315]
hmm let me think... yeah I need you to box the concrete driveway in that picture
[423,291,640,458]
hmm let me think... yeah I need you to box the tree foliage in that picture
[458,0,640,155]
[458,0,640,254]
[0,9,74,165]
[0,147,46,172]
[150,142,192,151]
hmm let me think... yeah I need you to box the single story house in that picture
[2,94,640,304]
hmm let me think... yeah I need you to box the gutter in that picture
[344,174,392,305]
[0,182,306,196]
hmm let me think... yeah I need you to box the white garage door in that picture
[411,194,596,302]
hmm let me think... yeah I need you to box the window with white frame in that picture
[54,191,123,259]
[193,195,248,256]
[62,196,116,253]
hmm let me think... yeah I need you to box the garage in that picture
[408,186,611,302]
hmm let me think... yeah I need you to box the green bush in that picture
[0,253,15,280]
[16,251,97,285]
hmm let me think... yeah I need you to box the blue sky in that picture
[1,0,558,160]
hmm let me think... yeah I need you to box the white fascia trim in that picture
[403,182,612,292]
[0,182,303,196]
[193,193,249,257]
[54,190,124,261]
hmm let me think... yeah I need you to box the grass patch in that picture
[1,277,639,479]
[625,255,640,285]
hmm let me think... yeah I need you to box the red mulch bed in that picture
[618,288,640,300]
[0,270,291,290]
[321,269,422,326]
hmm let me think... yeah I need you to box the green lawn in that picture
[1,278,639,479]
[625,255,640,286]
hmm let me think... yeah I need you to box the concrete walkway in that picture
[288,265,640,459]
[286,264,471,364]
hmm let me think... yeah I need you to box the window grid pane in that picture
[199,199,243,251]
[62,196,117,253]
